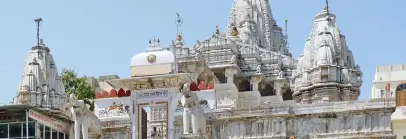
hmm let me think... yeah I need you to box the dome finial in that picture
[215,25,220,35]
[231,25,239,37]
[177,33,182,41]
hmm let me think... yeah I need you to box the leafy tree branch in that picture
[60,68,95,111]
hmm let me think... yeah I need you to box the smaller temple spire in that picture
[215,25,220,35]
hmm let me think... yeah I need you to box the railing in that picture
[205,98,396,119]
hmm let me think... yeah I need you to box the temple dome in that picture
[130,50,175,67]
[130,39,177,77]
[130,38,175,67]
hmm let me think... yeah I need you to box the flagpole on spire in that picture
[325,0,330,15]
[34,18,43,47]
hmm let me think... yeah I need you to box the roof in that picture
[0,104,73,123]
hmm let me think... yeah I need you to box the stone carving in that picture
[67,94,103,139]
[180,83,208,138]
[177,100,183,109]
[230,55,237,64]
[278,70,284,78]
[97,102,131,118]
[137,90,168,98]
[199,100,209,108]
[256,65,262,74]
[195,52,203,61]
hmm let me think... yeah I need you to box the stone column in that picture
[74,118,81,139]
[168,97,176,139]
[274,78,286,102]
[342,87,351,101]
[82,123,89,139]
[250,74,263,91]
[301,91,311,104]
[131,100,139,139]
[225,68,237,83]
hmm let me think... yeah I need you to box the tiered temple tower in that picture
[13,19,67,110]
[171,0,297,104]
[291,5,362,104]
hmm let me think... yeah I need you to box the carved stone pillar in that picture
[250,74,263,91]
[74,118,82,139]
[225,68,237,83]
[301,91,311,104]
[168,98,176,139]
[131,100,139,139]
[82,123,89,139]
[336,113,348,133]
[383,112,392,131]
[342,87,351,101]
[274,78,286,99]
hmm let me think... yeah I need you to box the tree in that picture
[60,68,95,111]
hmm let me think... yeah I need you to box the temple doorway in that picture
[137,102,169,139]
[131,88,177,139]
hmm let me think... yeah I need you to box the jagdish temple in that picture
[8,0,397,139]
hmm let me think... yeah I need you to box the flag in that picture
[385,83,390,91]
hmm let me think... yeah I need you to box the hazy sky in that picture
[0,0,404,103]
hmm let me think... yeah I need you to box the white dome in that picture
[130,50,175,67]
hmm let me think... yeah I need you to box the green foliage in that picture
[60,68,95,111]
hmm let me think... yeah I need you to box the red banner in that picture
[29,110,70,133]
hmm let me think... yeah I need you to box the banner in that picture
[29,110,70,133]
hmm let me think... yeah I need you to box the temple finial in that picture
[34,18,43,47]
[215,25,220,35]
[325,0,329,15]
[177,33,182,41]
[175,13,184,44]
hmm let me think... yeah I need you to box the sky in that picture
[0,0,404,104]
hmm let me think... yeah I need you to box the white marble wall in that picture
[174,110,395,138]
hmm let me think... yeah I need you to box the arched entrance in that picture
[396,84,406,106]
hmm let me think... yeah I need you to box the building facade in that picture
[88,1,396,139]
[370,64,406,139]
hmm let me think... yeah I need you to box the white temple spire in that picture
[14,18,67,109]
[292,2,362,104]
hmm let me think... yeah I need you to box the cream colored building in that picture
[370,64,406,139]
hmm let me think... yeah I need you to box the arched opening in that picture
[214,72,226,83]
[396,84,406,106]
[259,82,275,96]
[238,79,251,92]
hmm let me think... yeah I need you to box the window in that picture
[9,123,21,138]
[44,126,51,139]
[0,124,8,138]
[52,129,58,139]
[22,122,35,137]
[396,84,406,106]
